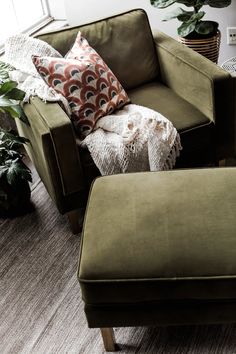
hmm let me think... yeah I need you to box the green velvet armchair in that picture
[15,9,235,233]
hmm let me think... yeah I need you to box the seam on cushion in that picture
[79,274,236,283]
[37,9,148,39]
[128,81,214,127]
[80,167,235,186]
[77,177,103,279]
[179,119,213,134]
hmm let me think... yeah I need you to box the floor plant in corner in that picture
[0,74,32,216]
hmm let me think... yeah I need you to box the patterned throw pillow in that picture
[32,32,129,137]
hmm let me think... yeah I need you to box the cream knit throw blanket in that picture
[4,34,71,114]
[80,104,182,175]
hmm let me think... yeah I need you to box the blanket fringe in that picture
[163,133,182,170]
[81,105,183,175]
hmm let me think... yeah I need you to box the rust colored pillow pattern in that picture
[32,32,129,137]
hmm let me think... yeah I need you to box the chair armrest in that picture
[30,97,84,194]
[153,30,235,157]
[17,97,85,203]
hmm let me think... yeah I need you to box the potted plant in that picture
[0,77,32,216]
[150,0,232,63]
[0,129,32,216]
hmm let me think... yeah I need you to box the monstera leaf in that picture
[206,0,231,7]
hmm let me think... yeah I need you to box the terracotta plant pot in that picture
[178,31,221,64]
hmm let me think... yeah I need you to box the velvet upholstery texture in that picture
[37,10,159,90]
[15,9,236,218]
[153,30,235,159]
[78,168,236,328]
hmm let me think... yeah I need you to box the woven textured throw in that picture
[5,34,62,77]
[80,104,182,175]
[4,34,71,114]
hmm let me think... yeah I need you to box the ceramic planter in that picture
[178,31,221,64]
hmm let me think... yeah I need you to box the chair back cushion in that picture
[37,9,159,90]
[32,32,129,137]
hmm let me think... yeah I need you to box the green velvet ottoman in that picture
[78,168,236,351]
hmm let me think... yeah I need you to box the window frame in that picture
[0,0,52,53]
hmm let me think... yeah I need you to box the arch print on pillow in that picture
[32,32,129,137]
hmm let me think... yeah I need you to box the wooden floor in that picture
[2,166,236,353]
[0,177,85,353]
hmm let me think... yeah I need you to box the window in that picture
[0,0,51,51]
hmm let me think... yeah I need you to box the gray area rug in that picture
[1,180,236,353]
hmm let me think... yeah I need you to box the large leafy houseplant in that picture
[150,0,231,38]
[0,78,28,123]
[0,65,32,216]
[0,129,32,215]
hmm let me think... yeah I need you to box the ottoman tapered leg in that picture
[67,209,82,234]
[100,328,116,352]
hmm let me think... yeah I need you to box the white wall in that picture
[47,0,66,20]
[62,0,236,64]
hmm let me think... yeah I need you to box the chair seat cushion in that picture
[78,168,236,305]
[128,81,211,132]
[128,82,215,165]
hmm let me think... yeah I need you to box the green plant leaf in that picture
[0,166,8,179]
[0,79,28,124]
[177,10,195,22]
[0,129,29,146]
[5,88,25,101]
[0,81,17,95]
[195,20,218,34]
[0,61,15,82]
[3,159,32,185]
[5,159,20,185]
[0,97,18,107]
[18,164,32,183]
[176,0,196,6]
[178,21,197,37]
[3,106,22,119]
[0,99,29,124]
[189,11,205,21]
[17,106,29,125]
[6,105,21,118]
[6,149,20,159]
[150,0,176,8]
[206,0,231,8]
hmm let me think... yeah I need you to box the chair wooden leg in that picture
[219,159,226,167]
[100,328,116,352]
[67,209,82,234]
